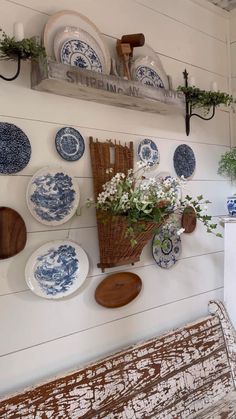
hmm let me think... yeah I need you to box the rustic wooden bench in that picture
[1,300,236,418]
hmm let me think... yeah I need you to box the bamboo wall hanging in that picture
[89,137,156,271]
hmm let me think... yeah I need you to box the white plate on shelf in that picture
[26,167,80,226]
[54,26,106,72]
[131,56,169,89]
[25,240,89,299]
[43,10,111,74]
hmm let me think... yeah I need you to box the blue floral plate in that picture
[54,27,105,72]
[152,225,182,269]
[27,167,80,226]
[25,240,89,299]
[55,127,85,161]
[131,56,169,89]
[173,144,196,178]
[0,122,31,174]
[138,138,159,169]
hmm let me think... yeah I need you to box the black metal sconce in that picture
[183,69,216,136]
[0,53,22,81]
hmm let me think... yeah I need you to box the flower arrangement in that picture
[218,147,236,180]
[87,162,222,245]
[0,29,46,61]
[177,85,234,114]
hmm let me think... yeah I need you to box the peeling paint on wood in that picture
[0,300,236,418]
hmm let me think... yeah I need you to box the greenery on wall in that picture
[177,85,234,113]
[218,148,236,180]
[0,29,45,60]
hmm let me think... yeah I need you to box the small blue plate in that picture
[55,127,85,162]
[173,144,196,178]
[138,139,159,168]
[152,225,182,269]
[135,66,164,88]
[0,122,31,174]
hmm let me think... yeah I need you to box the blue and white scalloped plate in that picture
[25,240,89,299]
[138,138,159,169]
[26,167,80,226]
[55,127,85,161]
[152,225,182,269]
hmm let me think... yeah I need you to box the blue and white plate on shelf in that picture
[173,144,196,179]
[54,27,105,72]
[131,56,169,89]
[26,167,80,226]
[0,122,31,174]
[152,225,182,269]
[138,138,159,169]
[55,127,85,161]
[44,11,110,74]
[25,240,89,299]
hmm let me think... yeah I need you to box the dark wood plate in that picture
[95,272,142,308]
[0,207,27,259]
[181,206,197,233]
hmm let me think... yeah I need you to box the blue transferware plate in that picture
[27,167,80,226]
[25,240,89,299]
[131,56,169,89]
[0,122,31,174]
[138,138,159,169]
[173,144,196,178]
[55,127,85,162]
[60,38,103,71]
[135,66,164,88]
[152,225,182,269]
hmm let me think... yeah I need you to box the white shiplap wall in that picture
[0,0,231,396]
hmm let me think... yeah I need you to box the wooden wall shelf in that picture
[31,59,185,114]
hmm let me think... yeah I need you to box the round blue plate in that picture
[152,225,182,269]
[135,66,164,88]
[138,139,159,168]
[0,123,31,174]
[173,144,196,178]
[55,127,85,162]
[60,39,102,72]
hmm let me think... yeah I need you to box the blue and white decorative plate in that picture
[27,167,80,226]
[138,139,159,169]
[173,144,196,179]
[55,127,85,162]
[152,225,182,269]
[131,56,169,89]
[54,27,105,72]
[0,122,31,174]
[25,240,89,299]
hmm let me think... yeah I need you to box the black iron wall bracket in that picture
[0,53,22,81]
[183,69,216,136]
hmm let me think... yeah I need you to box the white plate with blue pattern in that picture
[54,27,106,72]
[26,167,80,226]
[25,240,89,299]
[44,10,111,74]
[152,225,182,269]
[138,138,160,169]
[131,56,169,89]
[55,126,85,161]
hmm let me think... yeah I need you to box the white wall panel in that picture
[0,0,231,397]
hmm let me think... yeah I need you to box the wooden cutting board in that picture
[181,206,197,233]
[95,272,142,308]
[0,207,27,259]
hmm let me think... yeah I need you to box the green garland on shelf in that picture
[177,85,234,112]
[0,29,46,61]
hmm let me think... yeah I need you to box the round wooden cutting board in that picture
[95,272,142,308]
[0,207,27,259]
[181,206,197,233]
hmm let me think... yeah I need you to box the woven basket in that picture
[97,212,157,270]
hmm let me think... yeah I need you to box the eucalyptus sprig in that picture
[177,85,234,113]
[0,28,46,61]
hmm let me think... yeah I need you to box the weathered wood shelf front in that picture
[31,59,185,114]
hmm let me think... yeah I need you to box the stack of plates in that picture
[43,10,111,74]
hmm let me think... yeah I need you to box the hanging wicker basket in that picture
[97,212,158,270]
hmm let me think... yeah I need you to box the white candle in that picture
[13,22,24,41]
[189,76,196,87]
[211,81,218,92]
